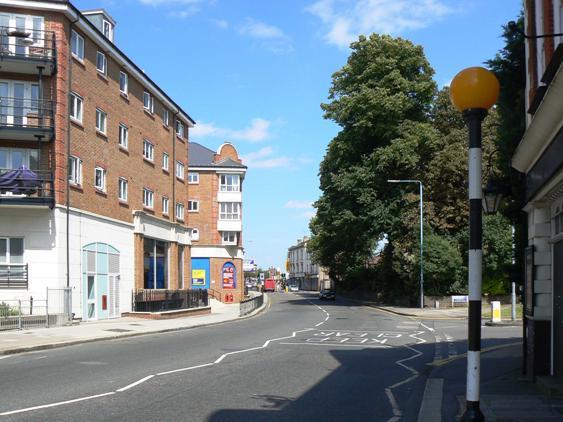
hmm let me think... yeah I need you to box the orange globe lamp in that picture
[449,67,499,112]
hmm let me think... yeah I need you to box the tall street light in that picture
[387,179,424,309]
[450,66,500,422]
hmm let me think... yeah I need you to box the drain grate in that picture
[105,328,133,333]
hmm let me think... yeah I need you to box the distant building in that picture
[286,237,329,290]
[512,1,563,382]
[187,142,247,303]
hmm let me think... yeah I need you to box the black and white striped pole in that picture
[450,67,499,422]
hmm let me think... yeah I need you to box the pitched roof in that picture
[188,142,247,168]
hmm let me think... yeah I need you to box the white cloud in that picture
[241,146,295,169]
[210,18,229,29]
[306,0,453,48]
[240,20,286,39]
[239,18,293,53]
[191,118,272,143]
[168,7,200,18]
[284,200,314,209]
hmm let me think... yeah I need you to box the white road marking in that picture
[1,300,330,416]
[0,355,13,360]
[116,375,154,392]
[315,322,324,327]
[0,392,116,416]
[279,342,390,348]
[157,363,214,376]
[420,322,435,332]
[385,387,402,418]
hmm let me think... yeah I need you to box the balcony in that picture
[217,219,242,232]
[0,168,54,208]
[0,98,54,141]
[0,264,28,289]
[0,27,56,75]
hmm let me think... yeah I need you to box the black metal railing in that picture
[132,289,209,313]
[0,26,56,61]
[0,97,54,131]
[0,264,28,289]
[0,168,54,202]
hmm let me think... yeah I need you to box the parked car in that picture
[289,284,299,292]
[319,288,336,301]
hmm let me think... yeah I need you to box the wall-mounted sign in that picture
[192,269,206,286]
[223,262,236,289]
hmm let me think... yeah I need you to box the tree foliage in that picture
[310,27,519,302]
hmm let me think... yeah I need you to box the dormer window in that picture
[103,20,113,41]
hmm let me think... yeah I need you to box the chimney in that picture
[82,9,116,43]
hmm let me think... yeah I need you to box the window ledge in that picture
[188,210,199,213]
[96,130,108,140]
[95,189,107,196]
[143,157,155,166]
[70,183,83,192]
[120,92,130,102]
[97,72,109,83]
[70,118,84,129]
[176,176,185,183]
[163,124,170,131]
[119,145,129,154]
[162,168,170,174]
[176,134,185,142]
[188,181,199,185]
[143,206,154,212]
[144,109,155,119]
[119,200,129,207]
[72,55,85,68]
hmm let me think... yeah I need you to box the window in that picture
[188,200,199,212]
[188,172,199,184]
[69,92,83,122]
[0,237,24,265]
[71,30,84,60]
[176,120,184,138]
[68,156,82,185]
[163,110,169,127]
[143,188,154,208]
[96,108,107,134]
[0,148,38,170]
[143,140,154,161]
[119,72,128,95]
[119,124,128,149]
[143,91,154,113]
[143,238,168,289]
[118,177,128,202]
[220,174,240,192]
[32,17,43,46]
[162,197,169,215]
[191,228,199,241]
[96,51,107,74]
[222,231,237,245]
[175,161,184,179]
[103,20,113,40]
[94,167,106,191]
[219,202,240,220]
[162,152,169,170]
[176,203,184,220]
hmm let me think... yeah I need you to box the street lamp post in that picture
[450,67,500,422]
[387,179,424,309]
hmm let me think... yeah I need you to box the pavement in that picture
[0,296,268,356]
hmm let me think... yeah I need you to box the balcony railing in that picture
[0,97,54,130]
[0,26,56,61]
[0,168,54,207]
[0,264,28,289]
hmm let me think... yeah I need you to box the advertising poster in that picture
[222,262,236,289]
[192,269,206,286]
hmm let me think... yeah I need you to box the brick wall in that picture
[187,170,218,244]
[209,257,244,302]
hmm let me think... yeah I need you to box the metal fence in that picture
[240,293,264,317]
[0,287,72,331]
[132,289,208,313]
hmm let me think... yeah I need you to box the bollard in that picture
[17,299,22,330]
[491,301,501,323]
[511,282,516,321]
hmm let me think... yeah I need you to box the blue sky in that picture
[74,0,522,270]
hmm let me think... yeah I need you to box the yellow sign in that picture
[192,269,206,286]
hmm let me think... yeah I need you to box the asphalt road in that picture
[0,293,522,421]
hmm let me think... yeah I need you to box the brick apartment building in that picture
[0,0,245,320]
[188,142,246,303]
[512,0,563,384]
